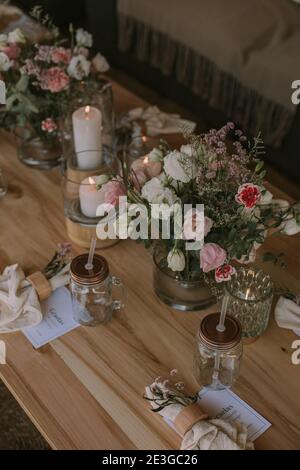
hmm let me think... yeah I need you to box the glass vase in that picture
[153,245,216,312]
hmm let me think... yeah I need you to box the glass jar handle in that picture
[111,276,126,311]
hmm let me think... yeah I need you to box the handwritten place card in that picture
[22,287,79,348]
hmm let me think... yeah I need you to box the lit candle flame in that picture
[88,177,95,185]
[85,105,91,117]
[143,156,149,164]
[142,136,147,143]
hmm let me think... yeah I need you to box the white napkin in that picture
[0,264,42,333]
[275,296,300,336]
[0,263,70,333]
[127,106,196,136]
[144,384,254,450]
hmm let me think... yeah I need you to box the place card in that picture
[22,287,79,348]
[165,388,271,441]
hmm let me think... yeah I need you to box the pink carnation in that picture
[39,67,70,93]
[235,183,261,209]
[35,45,52,62]
[102,180,126,206]
[215,264,236,283]
[51,47,72,65]
[41,118,57,133]
[200,243,227,273]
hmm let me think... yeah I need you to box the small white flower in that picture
[141,177,177,205]
[67,54,91,80]
[167,249,186,272]
[164,150,196,183]
[76,28,93,48]
[0,52,11,71]
[148,147,163,163]
[259,189,273,204]
[282,218,300,236]
[92,52,109,73]
[8,28,26,44]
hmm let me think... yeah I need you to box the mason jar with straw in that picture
[193,296,243,390]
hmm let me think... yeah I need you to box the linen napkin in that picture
[145,379,254,450]
[275,296,300,336]
[0,263,70,333]
[127,106,196,136]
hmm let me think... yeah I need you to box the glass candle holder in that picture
[225,267,274,341]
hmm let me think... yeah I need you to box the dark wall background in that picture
[15,0,86,28]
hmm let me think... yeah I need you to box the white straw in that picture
[216,294,229,332]
[85,236,97,271]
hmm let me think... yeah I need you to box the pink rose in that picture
[200,243,227,273]
[51,47,72,64]
[41,118,57,133]
[215,264,236,283]
[235,183,261,209]
[39,67,70,93]
[102,180,126,206]
[2,43,21,60]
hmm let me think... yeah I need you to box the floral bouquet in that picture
[0,7,109,141]
[96,123,300,299]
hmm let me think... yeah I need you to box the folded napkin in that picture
[145,376,254,450]
[275,296,300,336]
[0,246,71,333]
[127,106,196,136]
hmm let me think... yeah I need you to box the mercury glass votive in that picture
[225,268,274,341]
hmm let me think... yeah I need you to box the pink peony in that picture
[200,243,227,273]
[2,43,21,60]
[41,118,57,133]
[102,180,126,206]
[235,183,261,209]
[215,264,236,283]
[51,47,72,64]
[39,67,70,93]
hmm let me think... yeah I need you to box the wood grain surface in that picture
[0,81,300,450]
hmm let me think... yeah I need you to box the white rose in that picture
[164,150,196,183]
[76,28,93,48]
[0,52,11,71]
[92,52,109,73]
[148,147,163,162]
[167,249,186,272]
[8,28,25,44]
[180,144,195,157]
[282,218,300,236]
[67,54,91,80]
[141,177,177,205]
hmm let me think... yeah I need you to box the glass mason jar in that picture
[70,253,125,326]
[225,267,274,341]
[153,245,216,311]
[193,313,242,390]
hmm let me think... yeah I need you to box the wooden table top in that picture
[0,80,300,450]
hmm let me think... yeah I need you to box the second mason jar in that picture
[193,313,242,390]
[70,253,125,326]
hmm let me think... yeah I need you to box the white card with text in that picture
[22,287,79,348]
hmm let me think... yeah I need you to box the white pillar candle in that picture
[79,176,105,218]
[72,105,103,170]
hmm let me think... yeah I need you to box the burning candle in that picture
[72,105,102,170]
[79,176,105,218]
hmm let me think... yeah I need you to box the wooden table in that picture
[0,81,300,450]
